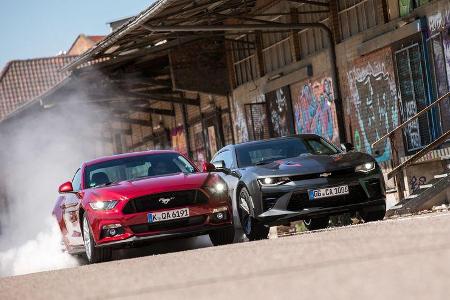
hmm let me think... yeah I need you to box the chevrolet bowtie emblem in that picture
[320,172,332,178]
[158,197,175,204]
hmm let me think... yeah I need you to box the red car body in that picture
[53,150,233,263]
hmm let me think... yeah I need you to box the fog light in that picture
[109,228,117,236]
[215,212,225,220]
[212,206,228,213]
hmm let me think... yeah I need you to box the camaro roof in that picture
[233,134,322,148]
[85,149,179,166]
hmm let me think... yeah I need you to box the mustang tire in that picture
[82,214,112,264]
[238,187,269,241]
[209,226,235,246]
[303,217,329,230]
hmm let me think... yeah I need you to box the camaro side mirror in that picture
[58,181,74,193]
[340,142,354,152]
[202,162,216,172]
[212,160,226,171]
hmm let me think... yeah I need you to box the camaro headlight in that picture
[89,200,119,211]
[355,161,376,173]
[258,176,291,186]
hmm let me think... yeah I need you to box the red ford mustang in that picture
[53,150,234,263]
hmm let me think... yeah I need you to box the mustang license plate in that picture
[308,185,349,200]
[147,207,190,223]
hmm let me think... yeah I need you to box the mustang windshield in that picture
[236,137,339,168]
[84,153,196,188]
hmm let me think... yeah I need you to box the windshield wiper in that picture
[255,159,272,166]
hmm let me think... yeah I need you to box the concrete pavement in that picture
[2,212,450,300]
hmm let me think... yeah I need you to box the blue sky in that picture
[0,0,154,69]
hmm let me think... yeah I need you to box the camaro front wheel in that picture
[238,187,269,241]
[82,214,112,264]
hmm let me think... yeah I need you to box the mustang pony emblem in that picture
[158,196,175,204]
[319,172,332,178]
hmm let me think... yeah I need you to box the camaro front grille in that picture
[130,215,207,233]
[122,190,209,214]
[289,167,356,181]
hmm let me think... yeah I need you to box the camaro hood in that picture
[88,172,210,200]
[242,152,374,177]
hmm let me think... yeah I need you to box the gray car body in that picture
[211,134,386,228]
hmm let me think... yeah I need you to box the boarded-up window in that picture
[338,0,384,40]
[395,44,432,152]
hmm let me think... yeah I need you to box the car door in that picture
[211,148,240,225]
[61,169,84,247]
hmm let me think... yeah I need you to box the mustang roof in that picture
[85,149,179,166]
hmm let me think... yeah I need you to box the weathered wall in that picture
[343,47,400,163]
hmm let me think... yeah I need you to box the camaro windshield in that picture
[84,153,196,188]
[236,137,339,168]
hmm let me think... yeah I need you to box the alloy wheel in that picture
[83,215,92,260]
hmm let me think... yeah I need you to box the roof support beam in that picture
[115,106,175,116]
[111,116,152,126]
[288,0,330,7]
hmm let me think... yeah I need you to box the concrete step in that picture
[386,174,450,217]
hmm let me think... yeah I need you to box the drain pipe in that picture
[142,23,347,142]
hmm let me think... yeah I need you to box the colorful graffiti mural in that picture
[346,48,399,163]
[290,77,339,144]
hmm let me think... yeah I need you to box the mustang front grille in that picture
[122,190,209,214]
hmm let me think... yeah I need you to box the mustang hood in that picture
[88,172,210,200]
[244,152,374,177]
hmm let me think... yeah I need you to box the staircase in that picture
[386,173,449,217]
[372,91,450,217]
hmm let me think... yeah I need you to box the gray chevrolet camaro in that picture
[209,134,386,240]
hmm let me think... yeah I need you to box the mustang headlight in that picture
[258,176,291,186]
[355,161,376,173]
[89,200,119,211]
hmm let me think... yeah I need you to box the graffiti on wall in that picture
[234,102,249,143]
[290,77,339,144]
[346,48,399,162]
[428,8,450,34]
[265,86,294,137]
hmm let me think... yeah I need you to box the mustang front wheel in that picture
[238,187,269,241]
[209,226,235,246]
[82,214,112,263]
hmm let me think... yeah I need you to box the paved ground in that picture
[2,212,450,300]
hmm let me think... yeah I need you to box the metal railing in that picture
[372,91,450,182]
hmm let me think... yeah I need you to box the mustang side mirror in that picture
[58,181,74,194]
[202,162,216,172]
[340,142,354,152]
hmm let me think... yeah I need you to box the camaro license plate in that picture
[148,207,190,223]
[308,185,349,200]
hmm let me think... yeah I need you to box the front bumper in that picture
[255,173,386,226]
[87,189,232,247]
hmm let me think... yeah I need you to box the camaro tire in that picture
[361,206,386,222]
[82,214,112,264]
[238,187,269,241]
[303,217,329,230]
[209,226,235,246]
